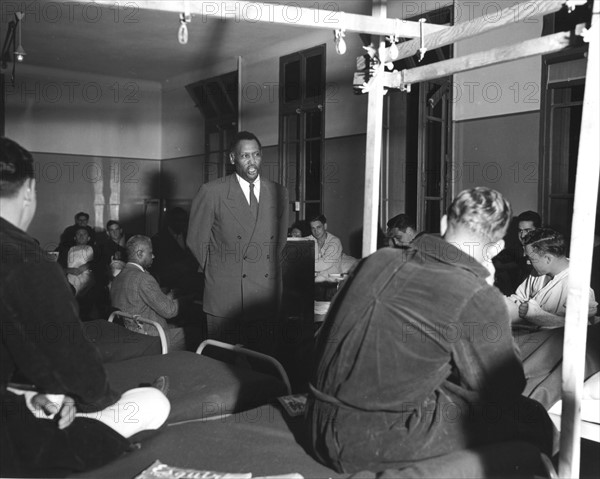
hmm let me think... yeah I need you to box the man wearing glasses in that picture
[188,131,288,355]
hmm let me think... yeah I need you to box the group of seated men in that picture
[2,135,598,477]
[51,206,202,342]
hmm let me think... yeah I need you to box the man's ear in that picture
[23,178,35,203]
[324,222,328,232]
[229,152,235,164]
[440,215,448,236]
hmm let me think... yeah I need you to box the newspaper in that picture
[134,460,303,479]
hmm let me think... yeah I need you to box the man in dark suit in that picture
[188,131,288,354]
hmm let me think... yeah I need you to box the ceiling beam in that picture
[382,25,585,90]
[57,0,448,38]
[380,0,588,63]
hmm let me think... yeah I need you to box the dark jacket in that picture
[0,218,124,476]
[188,174,288,318]
[306,234,540,472]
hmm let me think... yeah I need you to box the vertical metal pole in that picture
[237,55,243,132]
[362,0,387,257]
[558,1,600,477]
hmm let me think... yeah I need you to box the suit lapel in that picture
[225,175,257,234]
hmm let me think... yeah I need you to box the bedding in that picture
[75,404,547,479]
[103,351,288,423]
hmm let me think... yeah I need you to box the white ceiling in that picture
[3,1,374,83]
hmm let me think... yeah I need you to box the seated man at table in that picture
[110,235,186,351]
[309,214,355,281]
[493,210,542,295]
[505,227,597,409]
[385,213,421,248]
[305,187,553,473]
[506,227,597,329]
[0,138,170,477]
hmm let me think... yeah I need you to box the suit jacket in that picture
[110,263,179,333]
[188,174,288,318]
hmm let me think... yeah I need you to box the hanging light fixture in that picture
[387,19,401,60]
[178,13,190,44]
[178,0,191,45]
[14,12,25,62]
[334,29,347,55]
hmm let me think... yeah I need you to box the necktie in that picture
[249,183,258,219]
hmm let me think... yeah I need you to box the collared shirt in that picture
[127,262,145,273]
[308,232,343,280]
[510,266,597,325]
[236,173,261,205]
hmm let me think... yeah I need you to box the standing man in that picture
[188,131,288,354]
[305,187,552,473]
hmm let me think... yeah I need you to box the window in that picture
[280,45,325,225]
[540,50,590,235]
[382,6,453,234]
[186,71,238,181]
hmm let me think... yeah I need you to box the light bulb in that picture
[178,22,188,45]
[14,45,26,63]
[389,42,399,60]
[334,29,346,55]
[336,37,346,55]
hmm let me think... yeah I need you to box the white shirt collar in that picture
[127,262,145,272]
[236,173,261,204]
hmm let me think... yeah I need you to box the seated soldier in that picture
[308,214,356,282]
[305,187,553,473]
[65,227,96,297]
[385,213,421,247]
[58,211,96,249]
[100,220,127,279]
[0,138,170,477]
[506,227,597,329]
[288,219,310,238]
[494,210,542,295]
[111,235,186,351]
[505,228,597,410]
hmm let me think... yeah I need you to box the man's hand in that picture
[518,301,529,319]
[31,394,77,429]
